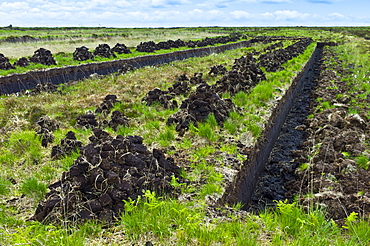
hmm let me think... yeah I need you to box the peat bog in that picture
[0,27,369,245]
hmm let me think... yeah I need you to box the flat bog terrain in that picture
[0,26,369,245]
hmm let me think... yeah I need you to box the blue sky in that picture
[1,0,369,27]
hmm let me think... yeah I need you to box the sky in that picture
[1,0,369,27]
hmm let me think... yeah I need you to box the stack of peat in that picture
[258,38,313,72]
[141,74,191,109]
[29,48,57,66]
[32,94,180,224]
[94,44,116,58]
[32,129,180,224]
[111,43,131,54]
[167,83,236,135]
[73,46,95,61]
[211,53,266,95]
[0,53,15,70]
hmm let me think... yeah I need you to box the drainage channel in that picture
[247,46,322,212]
[222,43,331,209]
[0,40,256,95]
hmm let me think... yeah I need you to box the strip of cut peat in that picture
[0,37,304,95]
[0,40,254,95]
[221,43,336,209]
[247,46,322,212]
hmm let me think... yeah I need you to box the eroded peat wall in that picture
[221,42,336,208]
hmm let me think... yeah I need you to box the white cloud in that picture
[25,0,48,3]
[136,0,190,8]
[1,0,369,27]
[0,1,29,10]
[189,8,204,16]
[329,12,344,18]
[261,10,310,20]
[231,10,251,19]
[114,0,132,7]
[29,8,41,12]
[240,0,292,2]
[261,0,293,3]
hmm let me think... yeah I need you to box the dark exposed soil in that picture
[211,53,265,96]
[24,82,60,95]
[136,41,158,53]
[208,64,227,76]
[13,57,29,67]
[76,112,99,129]
[142,88,178,109]
[117,63,136,74]
[248,46,322,212]
[95,94,120,115]
[258,38,313,72]
[136,34,243,53]
[141,74,191,109]
[167,83,236,135]
[36,116,60,148]
[248,44,370,224]
[33,93,180,224]
[288,47,370,224]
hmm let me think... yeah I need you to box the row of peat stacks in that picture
[0,34,244,70]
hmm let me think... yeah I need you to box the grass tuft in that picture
[20,177,47,201]
[355,155,369,170]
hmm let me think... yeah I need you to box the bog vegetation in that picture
[0,26,369,245]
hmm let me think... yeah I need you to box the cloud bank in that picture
[0,0,368,27]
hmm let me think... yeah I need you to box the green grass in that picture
[1,220,102,246]
[220,143,238,155]
[119,193,369,245]
[196,122,218,142]
[0,176,12,195]
[233,91,249,107]
[20,177,48,201]
[0,130,43,166]
[158,124,176,147]
[355,155,370,170]
[260,200,345,245]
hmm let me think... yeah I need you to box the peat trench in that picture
[0,38,278,95]
[247,45,322,212]
[222,43,329,210]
